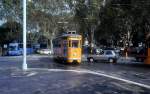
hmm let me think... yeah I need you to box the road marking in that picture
[26,72,37,77]
[29,68,150,89]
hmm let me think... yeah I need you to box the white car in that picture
[37,49,52,55]
[87,50,118,63]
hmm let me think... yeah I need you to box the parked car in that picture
[87,50,118,63]
[37,49,52,55]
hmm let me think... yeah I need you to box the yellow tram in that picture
[53,32,82,64]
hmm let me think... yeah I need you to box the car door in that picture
[104,50,113,60]
[94,53,101,60]
[98,51,105,61]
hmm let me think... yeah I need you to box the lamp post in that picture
[22,0,27,70]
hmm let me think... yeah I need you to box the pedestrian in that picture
[124,47,128,58]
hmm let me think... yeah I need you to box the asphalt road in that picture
[0,55,150,94]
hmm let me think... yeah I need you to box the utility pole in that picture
[23,0,27,70]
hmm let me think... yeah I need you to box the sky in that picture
[0,19,6,26]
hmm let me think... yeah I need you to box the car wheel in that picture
[136,57,141,62]
[88,57,94,63]
[138,58,144,62]
[109,58,114,63]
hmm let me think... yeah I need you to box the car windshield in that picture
[9,46,17,51]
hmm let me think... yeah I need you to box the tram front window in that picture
[72,40,79,48]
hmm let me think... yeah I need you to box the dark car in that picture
[135,48,147,62]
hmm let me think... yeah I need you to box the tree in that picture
[0,21,22,45]
[73,0,103,46]
[27,0,74,47]
[0,0,22,22]
[95,0,150,47]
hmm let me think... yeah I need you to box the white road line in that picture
[29,68,150,89]
[26,72,37,77]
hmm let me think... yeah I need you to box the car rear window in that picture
[105,51,112,55]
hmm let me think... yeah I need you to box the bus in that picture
[8,43,33,56]
[53,32,82,64]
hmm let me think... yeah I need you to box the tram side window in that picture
[69,40,71,47]
[63,41,68,47]
[63,43,66,47]
[80,40,82,48]
[72,40,79,48]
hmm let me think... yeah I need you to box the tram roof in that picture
[62,34,81,37]
[55,34,81,39]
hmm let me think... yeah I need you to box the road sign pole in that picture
[23,0,27,70]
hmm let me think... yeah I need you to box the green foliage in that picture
[1,0,21,20]
[0,21,22,45]
[74,0,102,40]
[0,0,150,47]
[95,0,150,46]
[27,0,74,46]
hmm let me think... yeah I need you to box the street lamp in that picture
[22,0,27,70]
